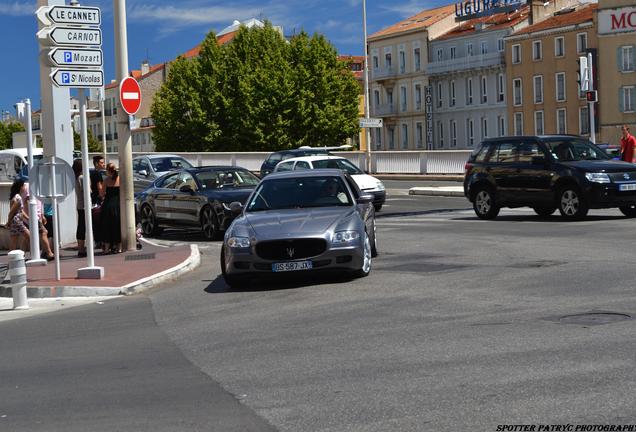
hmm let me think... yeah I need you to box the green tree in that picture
[0,121,25,150]
[73,128,102,152]
[152,24,360,152]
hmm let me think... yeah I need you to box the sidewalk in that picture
[0,239,200,298]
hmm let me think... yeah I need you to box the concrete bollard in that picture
[8,250,29,310]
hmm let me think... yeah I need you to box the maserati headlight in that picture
[333,230,360,244]
[227,237,251,248]
[585,172,611,184]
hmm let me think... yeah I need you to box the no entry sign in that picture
[119,77,141,115]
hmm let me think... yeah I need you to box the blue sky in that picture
[0,0,447,114]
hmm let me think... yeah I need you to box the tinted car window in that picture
[517,142,546,164]
[267,153,283,164]
[276,161,294,171]
[474,144,492,163]
[295,161,311,170]
[138,159,151,173]
[150,157,192,172]
[247,176,352,212]
[160,173,179,189]
[177,172,197,191]
[545,139,609,162]
[207,169,260,188]
[495,142,516,163]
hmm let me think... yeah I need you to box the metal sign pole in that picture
[24,99,46,266]
[362,0,372,174]
[587,52,596,144]
[49,161,60,280]
[100,87,107,163]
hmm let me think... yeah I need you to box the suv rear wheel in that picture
[473,187,500,220]
[619,205,636,217]
[533,206,556,217]
[557,186,589,220]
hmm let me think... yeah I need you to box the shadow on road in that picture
[377,208,472,218]
[204,272,354,293]
[452,214,630,223]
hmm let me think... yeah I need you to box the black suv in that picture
[259,146,352,177]
[464,135,636,220]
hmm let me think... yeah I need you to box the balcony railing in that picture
[426,52,504,75]
[373,67,397,80]
[374,103,397,116]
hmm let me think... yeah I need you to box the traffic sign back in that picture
[119,77,142,115]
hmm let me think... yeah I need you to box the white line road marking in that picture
[122,92,139,100]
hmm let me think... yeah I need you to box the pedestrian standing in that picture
[73,159,87,257]
[99,163,121,254]
[6,178,30,252]
[21,184,55,260]
[621,125,636,163]
[91,155,105,248]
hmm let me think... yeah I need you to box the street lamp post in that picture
[362,0,372,174]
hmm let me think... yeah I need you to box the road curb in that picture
[0,245,201,298]
[409,187,465,197]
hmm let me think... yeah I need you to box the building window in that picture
[399,50,406,74]
[385,53,392,69]
[480,76,487,104]
[481,117,488,139]
[481,41,488,55]
[555,36,565,57]
[450,120,457,147]
[112,98,117,115]
[534,111,544,135]
[374,90,380,107]
[375,128,382,149]
[579,106,590,135]
[577,33,587,54]
[533,75,543,104]
[386,89,393,106]
[437,48,443,61]
[498,38,504,52]
[416,122,423,148]
[437,82,443,108]
[467,43,474,56]
[513,78,522,106]
[450,46,456,60]
[467,77,473,105]
[622,86,635,112]
[498,115,506,136]
[401,124,408,149]
[414,84,422,110]
[400,86,407,112]
[373,56,379,69]
[556,108,567,134]
[497,73,505,102]
[388,126,395,149]
[514,112,523,136]
[556,72,566,102]
[438,121,444,148]
[512,44,521,64]
[467,118,474,146]
[414,48,421,71]
[533,40,542,61]
[621,46,634,72]
[450,80,456,107]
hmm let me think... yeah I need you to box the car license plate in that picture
[619,184,636,191]
[272,261,313,272]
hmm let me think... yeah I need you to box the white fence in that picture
[93,150,472,175]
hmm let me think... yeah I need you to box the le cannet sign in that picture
[598,6,636,34]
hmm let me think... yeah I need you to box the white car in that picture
[274,155,386,211]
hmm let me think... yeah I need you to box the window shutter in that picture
[632,45,636,71]
[619,88,624,113]
[617,47,623,71]
[632,88,636,112]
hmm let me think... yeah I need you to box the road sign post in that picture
[359,118,383,128]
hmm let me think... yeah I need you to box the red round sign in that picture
[119,77,142,115]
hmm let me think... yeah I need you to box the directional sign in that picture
[38,26,102,47]
[36,5,101,26]
[119,77,142,115]
[51,68,103,88]
[48,48,103,67]
[359,118,383,128]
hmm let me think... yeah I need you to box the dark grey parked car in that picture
[133,154,193,193]
[135,166,260,239]
[220,169,378,288]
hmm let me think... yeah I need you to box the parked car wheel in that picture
[619,205,636,217]
[533,206,556,217]
[140,204,162,237]
[355,232,372,278]
[557,186,589,220]
[472,187,500,220]
[201,206,221,240]
[220,245,247,289]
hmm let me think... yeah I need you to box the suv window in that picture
[473,143,491,163]
[295,161,311,170]
[495,142,516,163]
[517,142,546,164]
[138,159,151,173]
[545,139,609,162]
[276,161,294,171]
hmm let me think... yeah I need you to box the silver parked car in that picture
[220,169,378,288]
[133,155,193,193]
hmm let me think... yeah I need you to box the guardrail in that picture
[91,150,472,175]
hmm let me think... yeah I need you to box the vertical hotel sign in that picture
[425,86,433,150]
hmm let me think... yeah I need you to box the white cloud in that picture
[0,1,34,16]
[128,3,263,26]
[381,0,436,17]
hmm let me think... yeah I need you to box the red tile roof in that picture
[369,4,456,40]
[512,3,597,35]
[436,5,529,40]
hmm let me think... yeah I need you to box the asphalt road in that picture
[4,183,636,431]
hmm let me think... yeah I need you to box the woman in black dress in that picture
[99,163,121,254]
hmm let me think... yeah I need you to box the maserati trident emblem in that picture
[286,247,295,258]
[624,173,630,180]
